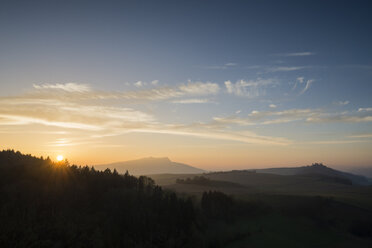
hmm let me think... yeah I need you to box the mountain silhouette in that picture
[254,163,370,185]
[94,157,206,175]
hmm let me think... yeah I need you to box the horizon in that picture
[1,149,368,174]
[1,0,371,171]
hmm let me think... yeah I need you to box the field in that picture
[149,171,372,247]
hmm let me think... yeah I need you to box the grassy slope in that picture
[150,172,372,209]
[150,172,372,247]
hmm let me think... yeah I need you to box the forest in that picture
[1,150,372,247]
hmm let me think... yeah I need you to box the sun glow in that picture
[57,155,64,162]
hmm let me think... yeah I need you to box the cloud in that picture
[0,114,102,130]
[179,81,220,95]
[307,108,372,123]
[214,108,322,126]
[151,80,159,85]
[299,79,314,95]
[297,77,304,83]
[117,81,219,101]
[291,77,313,93]
[269,104,277,108]
[358,108,372,112]
[307,115,372,123]
[213,107,372,127]
[172,99,211,104]
[33,83,91,93]
[275,52,314,57]
[348,134,372,139]
[199,62,237,70]
[334,100,350,106]
[28,81,220,103]
[306,140,369,145]
[268,66,307,72]
[225,63,237,66]
[213,116,255,126]
[247,108,372,124]
[0,82,292,146]
[136,127,291,146]
[134,81,144,87]
[224,78,276,98]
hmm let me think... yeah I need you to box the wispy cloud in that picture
[213,108,372,126]
[151,80,159,85]
[358,108,372,112]
[0,82,291,146]
[33,83,91,92]
[136,127,291,145]
[214,108,321,126]
[307,113,372,123]
[307,108,372,123]
[299,79,314,95]
[225,62,237,67]
[172,99,211,104]
[305,139,370,145]
[134,81,144,87]
[348,134,372,139]
[179,81,220,95]
[27,81,220,102]
[275,52,314,57]
[267,66,308,72]
[0,114,102,130]
[297,77,304,83]
[334,100,350,106]
[224,78,276,98]
[199,62,238,70]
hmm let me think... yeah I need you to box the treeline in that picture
[176,176,211,185]
[1,150,372,247]
[0,150,200,247]
[0,150,258,247]
[176,176,244,188]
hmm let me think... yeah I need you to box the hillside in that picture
[0,150,198,247]
[255,163,370,185]
[151,169,372,209]
[2,150,372,247]
[94,157,205,175]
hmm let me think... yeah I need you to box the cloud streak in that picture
[26,81,221,103]
[275,52,314,57]
[172,99,212,104]
[214,107,372,126]
[267,66,308,72]
[33,83,91,93]
[224,79,276,98]
[200,62,238,70]
[0,82,290,146]
[299,79,314,95]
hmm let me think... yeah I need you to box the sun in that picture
[57,155,64,162]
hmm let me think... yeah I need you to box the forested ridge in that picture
[0,150,202,247]
[2,150,372,248]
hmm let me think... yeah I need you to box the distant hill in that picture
[94,157,206,175]
[254,163,370,185]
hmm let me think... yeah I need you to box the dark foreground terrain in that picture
[1,150,372,247]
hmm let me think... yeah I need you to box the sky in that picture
[0,0,371,170]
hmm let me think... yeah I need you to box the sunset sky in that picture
[0,0,371,170]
